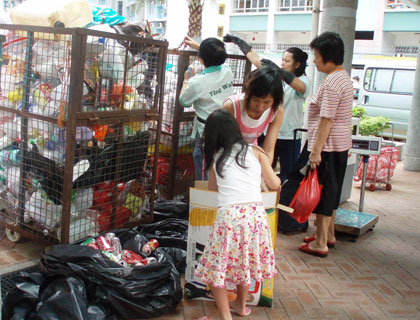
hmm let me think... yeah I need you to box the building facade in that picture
[226,0,420,56]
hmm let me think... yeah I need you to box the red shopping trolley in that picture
[354,123,399,191]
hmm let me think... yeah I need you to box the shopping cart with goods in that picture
[353,123,399,191]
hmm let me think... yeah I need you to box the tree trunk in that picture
[188,1,203,38]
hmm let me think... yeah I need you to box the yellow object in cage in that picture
[148,144,193,156]
[6,88,23,103]
[123,193,143,216]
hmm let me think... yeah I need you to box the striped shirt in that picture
[308,69,353,152]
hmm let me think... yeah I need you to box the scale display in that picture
[350,135,382,155]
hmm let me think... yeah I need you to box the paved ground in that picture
[1,161,420,319]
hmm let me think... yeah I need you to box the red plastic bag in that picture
[288,168,323,223]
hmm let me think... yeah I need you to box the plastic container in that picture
[9,0,93,28]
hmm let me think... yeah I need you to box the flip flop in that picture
[299,242,328,258]
[230,306,251,317]
[303,234,335,248]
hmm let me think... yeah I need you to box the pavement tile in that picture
[374,280,402,297]
[264,307,289,320]
[180,299,205,320]
[295,289,321,309]
[276,261,297,276]
[0,238,16,251]
[382,306,420,317]
[6,249,27,263]
[382,273,412,291]
[305,282,333,299]
[304,306,349,319]
[0,162,420,320]
[354,297,387,319]
[0,252,13,267]
[364,289,390,306]
[343,306,369,320]
[280,298,308,319]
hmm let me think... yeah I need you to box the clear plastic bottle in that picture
[0,176,18,222]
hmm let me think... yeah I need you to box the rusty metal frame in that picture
[165,50,251,199]
[0,25,168,244]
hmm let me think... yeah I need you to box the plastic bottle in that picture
[9,0,93,29]
[0,177,18,221]
[0,149,20,167]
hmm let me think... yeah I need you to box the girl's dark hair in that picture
[310,31,344,65]
[203,109,248,178]
[286,47,308,77]
[243,66,284,111]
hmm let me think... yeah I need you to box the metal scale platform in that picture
[335,135,381,238]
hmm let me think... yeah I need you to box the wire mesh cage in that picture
[0,24,168,244]
[155,49,251,200]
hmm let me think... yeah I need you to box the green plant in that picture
[359,116,390,136]
[352,105,367,119]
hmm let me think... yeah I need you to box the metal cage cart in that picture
[353,123,400,191]
[155,49,251,199]
[0,24,168,244]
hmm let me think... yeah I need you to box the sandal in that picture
[230,306,251,317]
[299,242,328,258]
[303,234,335,248]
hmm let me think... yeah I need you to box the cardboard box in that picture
[184,184,278,307]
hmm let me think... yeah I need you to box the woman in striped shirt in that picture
[299,32,353,258]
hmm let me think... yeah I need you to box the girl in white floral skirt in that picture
[195,109,281,320]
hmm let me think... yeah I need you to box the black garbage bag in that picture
[278,143,310,233]
[32,276,111,320]
[136,218,189,250]
[157,247,186,274]
[40,242,182,319]
[2,272,45,320]
[152,200,189,221]
[113,229,148,256]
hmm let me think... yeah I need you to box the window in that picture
[118,1,123,16]
[391,70,415,94]
[279,0,312,12]
[217,26,224,37]
[355,31,374,40]
[373,69,393,92]
[364,68,414,95]
[386,0,410,10]
[219,4,225,15]
[232,0,269,13]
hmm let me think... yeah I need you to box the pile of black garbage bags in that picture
[2,200,189,320]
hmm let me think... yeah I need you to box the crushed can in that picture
[96,236,112,251]
[111,236,122,256]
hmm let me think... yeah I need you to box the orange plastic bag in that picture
[288,168,323,223]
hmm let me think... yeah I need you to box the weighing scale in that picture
[335,135,381,238]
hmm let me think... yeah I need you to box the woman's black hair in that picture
[199,37,227,67]
[243,66,284,112]
[310,31,344,65]
[203,109,248,178]
[286,47,308,77]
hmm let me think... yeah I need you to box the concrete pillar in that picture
[265,0,276,51]
[319,0,358,74]
[404,36,420,172]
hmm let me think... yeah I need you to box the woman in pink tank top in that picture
[223,67,284,163]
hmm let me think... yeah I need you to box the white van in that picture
[357,59,416,140]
